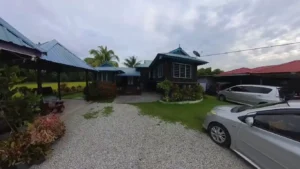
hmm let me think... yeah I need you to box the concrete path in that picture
[113,92,161,103]
[32,102,252,169]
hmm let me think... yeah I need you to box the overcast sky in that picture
[1,0,300,70]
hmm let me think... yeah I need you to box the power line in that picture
[201,41,300,57]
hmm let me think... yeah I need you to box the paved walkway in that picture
[32,102,252,169]
[113,92,161,103]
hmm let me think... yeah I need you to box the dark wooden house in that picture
[96,47,208,95]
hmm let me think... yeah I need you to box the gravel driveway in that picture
[32,103,252,169]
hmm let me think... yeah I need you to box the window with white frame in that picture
[173,63,192,78]
[157,64,163,78]
[128,77,134,85]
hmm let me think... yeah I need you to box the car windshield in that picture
[231,102,285,113]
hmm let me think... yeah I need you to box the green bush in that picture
[169,84,204,102]
[157,79,172,101]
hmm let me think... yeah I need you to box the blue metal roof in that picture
[117,68,140,76]
[95,62,124,72]
[0,17,44,52]
[136,60,152,68]
[150,47,208,67]
[39,40,95,71]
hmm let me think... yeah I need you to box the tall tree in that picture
[123,56,141,68]
[84,46,119,67]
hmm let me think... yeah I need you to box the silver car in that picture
[203,101,300,169]
[218,84,281,105]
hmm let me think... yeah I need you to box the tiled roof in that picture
[39,39,95,71]
[0,17,44,52]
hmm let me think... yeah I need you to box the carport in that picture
[0,17,96,99]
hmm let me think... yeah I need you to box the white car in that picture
[218,84,281,105]
[203,100,300,169]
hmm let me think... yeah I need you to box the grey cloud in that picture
[1,0,300,69]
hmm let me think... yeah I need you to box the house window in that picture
[148,71,151,78]
[128,77,134,85]
[100,72,109,82]
[173,63,192,78]
[153,69,156,78]
[158,64,163,78]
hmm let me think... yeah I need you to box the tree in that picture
[123,56,141,68]
[197,67,224,76]
[84,46,119,67]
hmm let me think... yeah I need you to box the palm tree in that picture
[123,56,141,68]
[84,46,119,67]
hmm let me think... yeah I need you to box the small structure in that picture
[96,62,141,95]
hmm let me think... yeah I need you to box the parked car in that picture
[203,101,300,169]
[218,84,281,105]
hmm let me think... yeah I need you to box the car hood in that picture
[212,105,237,113]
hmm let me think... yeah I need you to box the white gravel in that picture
[32,103,252,169]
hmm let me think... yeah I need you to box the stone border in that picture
[159,98,203,104]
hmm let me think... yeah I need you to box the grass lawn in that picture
[62,92,84,99]
[132,96,232,131]
[15,82,86,90]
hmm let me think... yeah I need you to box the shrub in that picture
[59,83,67,90]
[0,65,41,132]
[70,86,76,92]
[0,132,50,167]
[27,114,66,145]
[76,85,83,92]
[157,79,173,101]
[169,84,204,102]
[84,82,116,101]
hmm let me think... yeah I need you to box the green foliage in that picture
[169,84,204,102]
[83,106,113,119]
[83,110,100,119]
[123,56,141,68]
[197,67,224,76]
[157,79,173,102]
[0,65,41,132]
[84,82,116,101]
[0,132,50,167]
[85,46,119,67]
[102,106,113,117]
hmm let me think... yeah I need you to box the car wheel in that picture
[218,95,226,101]
[208,123,231,147]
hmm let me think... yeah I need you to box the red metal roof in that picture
[218,67,251,76]
[218,60,300,76]
[252,60,300,74]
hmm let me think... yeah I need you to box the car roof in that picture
[235,84,280,88]
[247,100,300,113]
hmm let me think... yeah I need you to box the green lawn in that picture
[15,82,86,90]
[62,92,84,99]
[132,96,231,131]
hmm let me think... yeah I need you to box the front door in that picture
[236,110,300,169]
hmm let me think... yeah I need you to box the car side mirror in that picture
[245,117,254,127]
[227,88,231,92]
